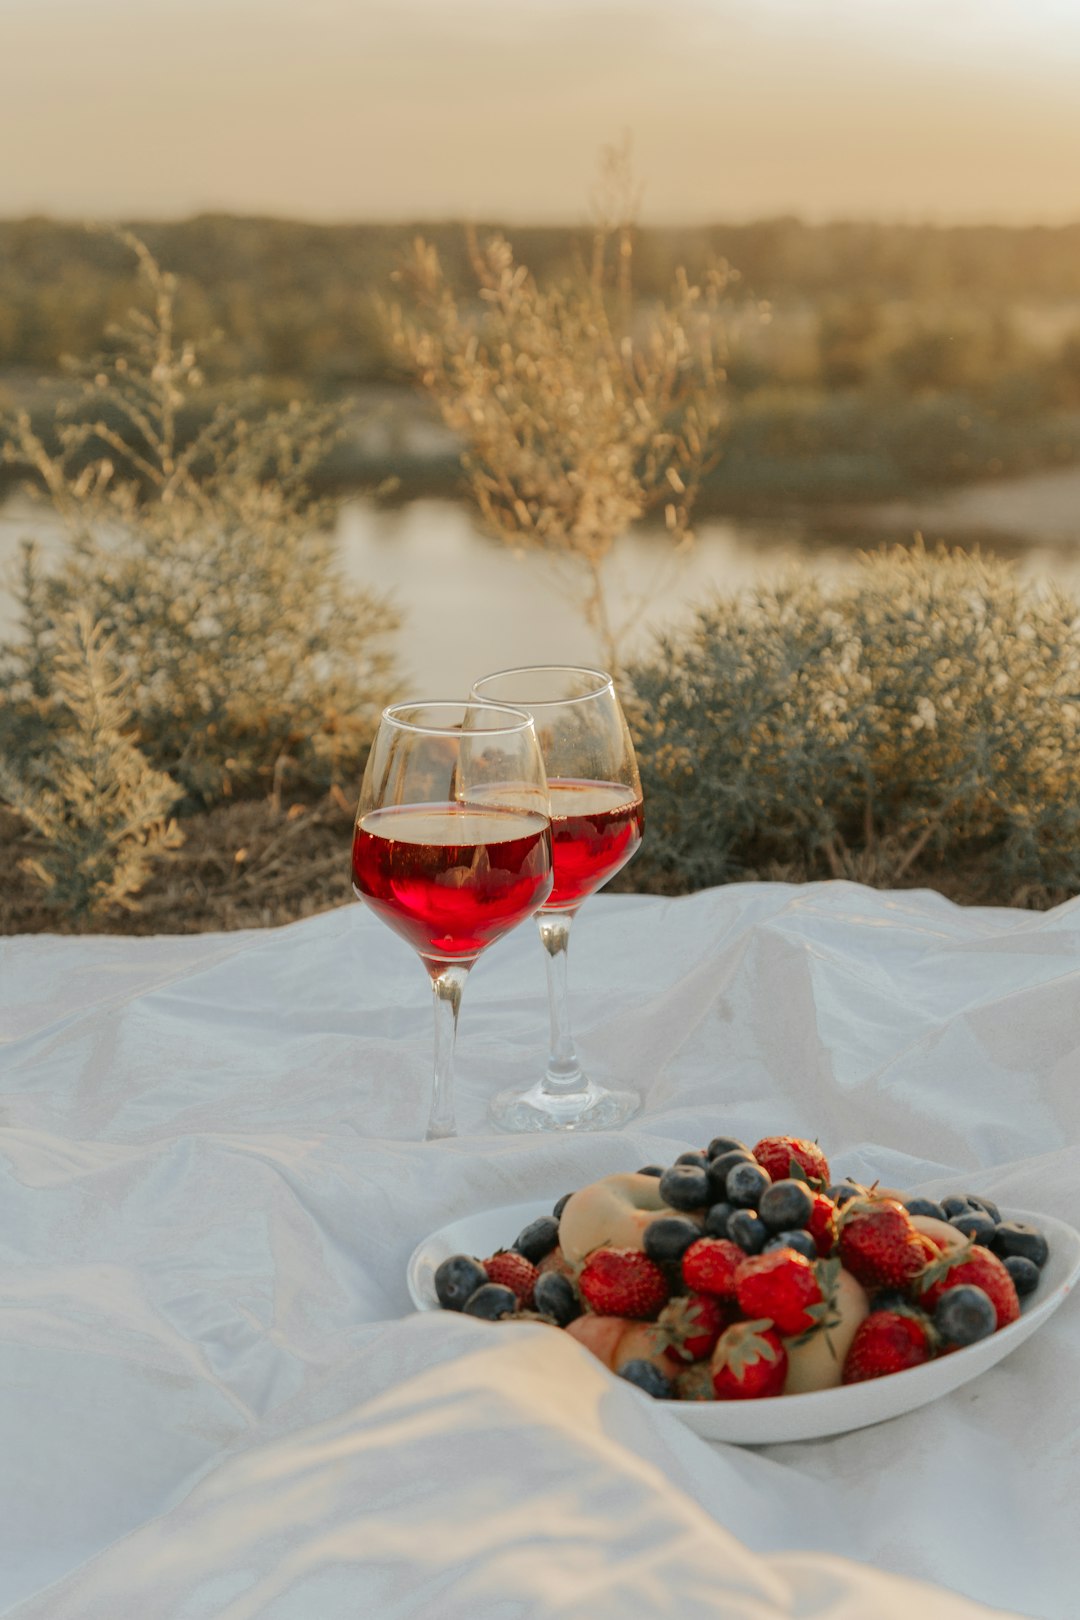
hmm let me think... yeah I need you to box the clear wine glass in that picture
[351,701,553,1141]
[469,666,644,1132]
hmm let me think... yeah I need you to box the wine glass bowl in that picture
[352,701,552,1139]
[469,666,644,1133]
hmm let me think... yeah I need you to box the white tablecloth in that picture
[2,882,1078,1618]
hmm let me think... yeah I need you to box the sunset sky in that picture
[3,0,1080,224]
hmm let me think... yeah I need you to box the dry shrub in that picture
[0,607,182,922]
[383,143,736,669]
[1,232,399,812]
[629,542,1080,906]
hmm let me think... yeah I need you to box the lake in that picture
[4,470,1080,692]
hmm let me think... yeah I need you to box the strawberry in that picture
[711,1320,788,1399]
[659,1291,730,1363]
[842,1308,934,1383]
[681,1237,743,1300]
[806,1192,838,1257]
[753,1135,830,1187]
[918,1244,1020,1330]
[579,1247,669,1319]
[838,1199,927,1290]
[483,1250,538,1307]
[734,1248,825,1336]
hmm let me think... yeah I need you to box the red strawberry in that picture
[681,1237,743,1300]
[659,1291,731,1363]
[918,1244,1020,1329]
[753,1135,830,1187]
[483,1250,538,1306]
[838,1199,927,1290]
[734,1248,825,1336]
[842,1308,933,1383]
[711,1320,788,1399]
[807,1192,838,1257]
[579,1247,669,1319]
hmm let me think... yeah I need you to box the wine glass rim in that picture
[380,699,537,737]
[470,665,614,708]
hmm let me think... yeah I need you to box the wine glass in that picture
[351,701,553,1140]
[469,666,643,1132]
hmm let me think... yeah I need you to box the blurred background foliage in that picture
[5,216,1080,505]
[5,214,1080,930]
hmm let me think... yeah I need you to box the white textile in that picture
[2,881,1079,1619]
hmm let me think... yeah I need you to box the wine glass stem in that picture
[427,963,470,1141]
[538,910,587,1096]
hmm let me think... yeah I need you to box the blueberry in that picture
[826,1182,860,1207]
[533,1271,581,1326]
[904,1197,947,1221]
[513,1215,561,1263]
[758,1178,814,1233]
[967,1195,1001,1223]
[434,1254,488,1311]
[949,1210,997,1247]
[707,1149,755,1196]
[636,1165,664,1177]
[659,1164,711,1212]
[553,1192,574,1219]
[934,1285,997,1347]
[618,1359,674,1399]
[725,1160,771,1209]
[763,1230,817,1261]
[704,1200,733,1239]
[462,1283,518,1320]
[676,1150,709,1169]
[991,1222,1050,1269]
[1002,1255,1040,1298]
[941,1195,976,1219]
[643,1215,702,1264]
[707,1136,750,1159]
[727,1208,767,1254]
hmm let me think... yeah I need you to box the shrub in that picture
[383,143,734,670]
[0,608,182,922]
[628,543,1080,906]
[0,231,399,810]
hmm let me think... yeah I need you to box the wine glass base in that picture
[488,1078,640,1134]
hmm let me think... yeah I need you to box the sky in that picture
[2,0,1080,224]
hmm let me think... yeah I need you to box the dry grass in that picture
[0,792,357,936]
[2,787,1059,939]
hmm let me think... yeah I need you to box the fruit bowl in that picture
[406,1201,1080,1444]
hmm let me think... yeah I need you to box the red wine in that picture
[352,804,553,962]
[545,778,644,910]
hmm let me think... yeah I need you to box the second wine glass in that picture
[470,665,644,1132]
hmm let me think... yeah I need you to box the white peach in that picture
[565,1314,630,1369]
[558,1173,670,1265]
[910,1214,967,1254]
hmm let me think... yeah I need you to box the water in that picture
[4,480,1080,693]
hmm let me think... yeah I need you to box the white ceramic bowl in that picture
[406,1201,1080,1444]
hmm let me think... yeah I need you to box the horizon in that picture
[5,209,1080,234]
